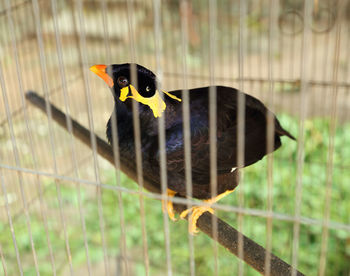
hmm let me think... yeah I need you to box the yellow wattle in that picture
[119,85,181,118]
[163,90,182,102]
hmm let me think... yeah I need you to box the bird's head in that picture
[90,63,181,118]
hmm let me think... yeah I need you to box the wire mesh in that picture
[0,0,349,275]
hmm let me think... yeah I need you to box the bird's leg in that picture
[162,188,177,221]
[180,189,235,234]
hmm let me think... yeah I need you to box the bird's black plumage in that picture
[94,63,294,200]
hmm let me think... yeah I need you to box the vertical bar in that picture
[318,1,343,274]
[291,1,313,275]
[56,181,74,275]
[276,0,287,118]
[152,1,173,275]
[309,11,317,117]
[197,2,206,88]
[30,0,75,273]
[0,169,22,275]
[265,0,278,274]
[3,0,57,274]
[0,61,39,275]
[208,1,219,275]
[0,244,7,276]
[318,6,332,122]
[179,1,195,275]
[162,0,177,89]
[100,0,132,275]
[341,18,350,121]
[258,0,264,83]
[228,1,236,87]
[237,0,247,275]
[109,109,130,275]
[288,7,296,81]
[277,0,284,89]
[73,0,110,274]
[125,0,150,275]
[49,0,92,274]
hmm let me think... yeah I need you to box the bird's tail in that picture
[276,126,296,141]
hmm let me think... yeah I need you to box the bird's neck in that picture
[115,99,132,123]
[107,99,164,143]
[106,100,133,143]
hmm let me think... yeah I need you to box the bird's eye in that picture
[117,76,129,88]
[146,86,151,92]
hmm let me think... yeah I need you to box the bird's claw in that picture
[162,189,177,221]
[180,205,214,234]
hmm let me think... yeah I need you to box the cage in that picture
[0,0,349,275]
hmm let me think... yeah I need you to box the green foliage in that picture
[1,115,350,275]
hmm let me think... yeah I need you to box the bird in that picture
[90,63,295,234]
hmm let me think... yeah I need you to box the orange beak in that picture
[89,64,114,88]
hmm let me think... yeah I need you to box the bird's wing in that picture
[216,87,295,167]
[150,86,293,181]
[217,87,295,139]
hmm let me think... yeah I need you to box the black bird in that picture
[90,63,295,233]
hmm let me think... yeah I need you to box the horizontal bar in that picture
[164,72,350,89]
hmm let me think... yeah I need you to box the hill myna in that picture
[90,63,295,234]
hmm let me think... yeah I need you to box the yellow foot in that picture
[161,188,177,221]
[180,204,214,234]
[180,189,235,234]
